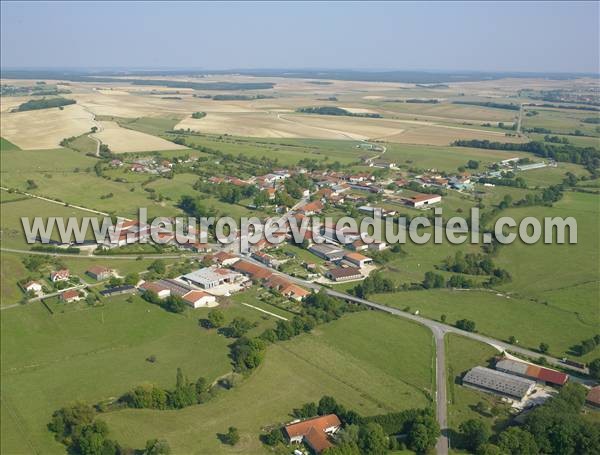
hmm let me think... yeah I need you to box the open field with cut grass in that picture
[102,310,434,453]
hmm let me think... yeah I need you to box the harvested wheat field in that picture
[0,103,96,149]
[92,121,187,153]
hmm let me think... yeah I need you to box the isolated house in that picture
[23,281,43,294]
[50,269,70,282]
[285,414,341,454]
[60,289,80,303]
[86,266,113,281]
[182,290,217,308]
[139,281,171,299]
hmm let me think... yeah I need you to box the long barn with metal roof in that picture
[463,366,536,400]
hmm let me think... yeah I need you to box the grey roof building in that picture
[462,366,536,400]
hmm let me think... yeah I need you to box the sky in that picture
[1,1,599,73]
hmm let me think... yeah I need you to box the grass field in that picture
[0,293,287,454]
[384,143,528,173]
[0,298,434,455]
[102,311,434,453]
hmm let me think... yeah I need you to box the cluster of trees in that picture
[351,272,395,298]
[178,195,218,220]
[453,101,520,111]
[478,176,527,188]
[452,139,600,175]
[513,183,565,207]
[31,245,80,254]
[141,290,187,314]
[194,180,258,204]
[440,252,511,287]
[231,292,355,372]
[121,368,212,410]
[48,403,169,455]
[191,111,206,119]
[16,97,76,111]
[458,383,600,454]
[456,319,477,332]
[405,181,446,195]
[285,173,313,198]
[573,334,600,356]
[588,358,600,380]
[296,106,382,118]
[443,252,497,276]
[264,396,439,454]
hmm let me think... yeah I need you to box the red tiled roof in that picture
[139,281,169,294]
[587,386,600,406]
[182,290,211,304]
[61,289,79,300]
[285,414,341,440]
[536,367,568,385]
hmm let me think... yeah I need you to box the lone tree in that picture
[539,342,549,354]
[222,426,240,445]
[207,309,225,329]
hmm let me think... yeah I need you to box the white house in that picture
[182,290,217,308]
[24,281,43,294]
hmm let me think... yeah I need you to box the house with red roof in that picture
[60,289,81,303]
[182,290,216,308]
[50,269,70,282]
[285,414,341,454]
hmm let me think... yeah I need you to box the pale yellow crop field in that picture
[0,75,583,149]
[0,103,96,149]
[92,121,188,153]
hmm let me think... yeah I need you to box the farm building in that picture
[139,281,171,299]
[462,366,536,400]
[495,358,568,386]
[60,289,80,303]
[210,251,239,266]
[326,267,362,282]
[99,285,136,297]
[155,279,193,297]
[308,243,345,261]
[86,266,113,281]
[182,290,217,308]
[232,260,273,281]
[343,252,373,268]
[181,267,240,289]
[586,386,600,408]
[405,194,442,208]
[285,414,341,454]
[50,269,70,282]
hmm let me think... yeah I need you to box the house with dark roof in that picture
[326,267,362,282]
[86,266,113,281]
[586,386,600,408]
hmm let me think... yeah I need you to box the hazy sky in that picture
[1,1,598,73]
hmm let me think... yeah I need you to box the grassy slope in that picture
[103,311,434,453]
[0,294,283,454]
